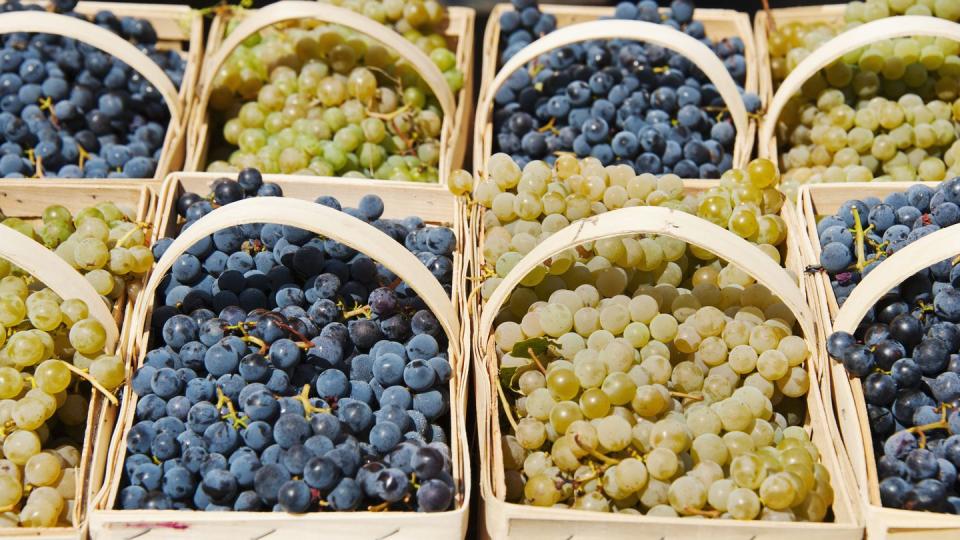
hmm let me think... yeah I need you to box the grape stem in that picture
[215,387,248,429]
[292,384,331,419]
[367,500,391,512]
[496,376,519,433]
[669,391,703,402]
[685,507,722,518]
[77,143,90,169]
[527,348,547,374]
[241,335,269,355]
[61,361,118,406]
[851,207,869,272]
[341,302,372,320]
[573,435,620,466]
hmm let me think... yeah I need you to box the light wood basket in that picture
[757,16,960,177]
[89,173,471,540]
[0,181,156,540]
[5,3,202,184]
[470,204,861,539]
[186,0,474,185]
[475,4,757,179]
[797,182,960,539]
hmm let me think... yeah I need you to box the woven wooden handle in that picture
[477,206,815,354]
[477,19,749,142]
[138,197,460,358]
[0,11,181,135]
[760,16,960,158]
[833,223,960,334]
[198,0,454,122]
[0,225,118,352]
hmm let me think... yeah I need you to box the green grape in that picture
[668,476,707,514]
[68,318,106,356]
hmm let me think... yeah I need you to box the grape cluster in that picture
[778,92,960,197]
[817,179,960,304]
[767,0,960,192]
[0,271,121,527]
[3,202,151,311]
[496,254,832,519]
[473,153,787,302]
[0,0,185,179]
[768,0,960,88]
[118,168,458,513]
[206,16,460,181]
[318,0,464,92]
[491,0,760,173]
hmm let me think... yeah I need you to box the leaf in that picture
[510,337,553,359]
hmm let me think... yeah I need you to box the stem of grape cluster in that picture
[527,349,547,374]
[241,335,269,355]
[62,362,118,406]
[685,507,722,518]
[293,384,331,419]
[215,387,248,428]
[670,391,703,402]
[496,378,519,433]
[851,207,868,272]
[907,407,950,448]
[573,435,620,466]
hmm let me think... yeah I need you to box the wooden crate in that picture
[10,2,203,184]
[186,0,474,185]
[89,172,471,540]
[757,16,960,180]
[475,4,757,179]
[469,203,861,539]
[0,184,156,538]
[796,182,960,540]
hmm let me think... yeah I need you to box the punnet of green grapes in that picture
[205,11,460,181]
[766,0,960,194]
[473,153,789,302]
[3,202,152,311]
[0,269,121,528]
[493,247,833,520]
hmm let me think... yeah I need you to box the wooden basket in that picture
[470,204,861,539]
[2,3,202,184]
[0,181,157,539]
[797,182,960,539]
[475,4,757,179]
[757,16,960,172]
[89,173,471,540]
[186,0,474,185]
[0,221,122,539]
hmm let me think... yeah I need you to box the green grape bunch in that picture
[317,0,465,91]
[0,272,123,528]
[473,154,788,302]
[207,17,457,181]
[495,269,832,520]
[2,203,152,310]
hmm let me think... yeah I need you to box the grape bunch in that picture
[778,92,960,197]
[0,0,185,179]
[0,269,121,527]
[767,0,960,88]
[817,179,960,304]
[473,153,787,301]
[495,255,832,520]
[205,16,460,181]
[317,0,464,92]
[491,0,761,173]
[118,168,458,512]
[3,202,151,311]
[827,273,960,512]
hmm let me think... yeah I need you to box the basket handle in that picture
[197,0,455,122]
[0,11,181,137]
[477,206,815,361]
[0,225,118,352]
[137,197,460,358]
[760,16,960,158]
[476,19,749,147]
[833,223,960,334]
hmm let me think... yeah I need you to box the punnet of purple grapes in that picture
[492,0,760,174]
[118,168,458,513]
[0,0,186,179]
[825,178,960,514]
